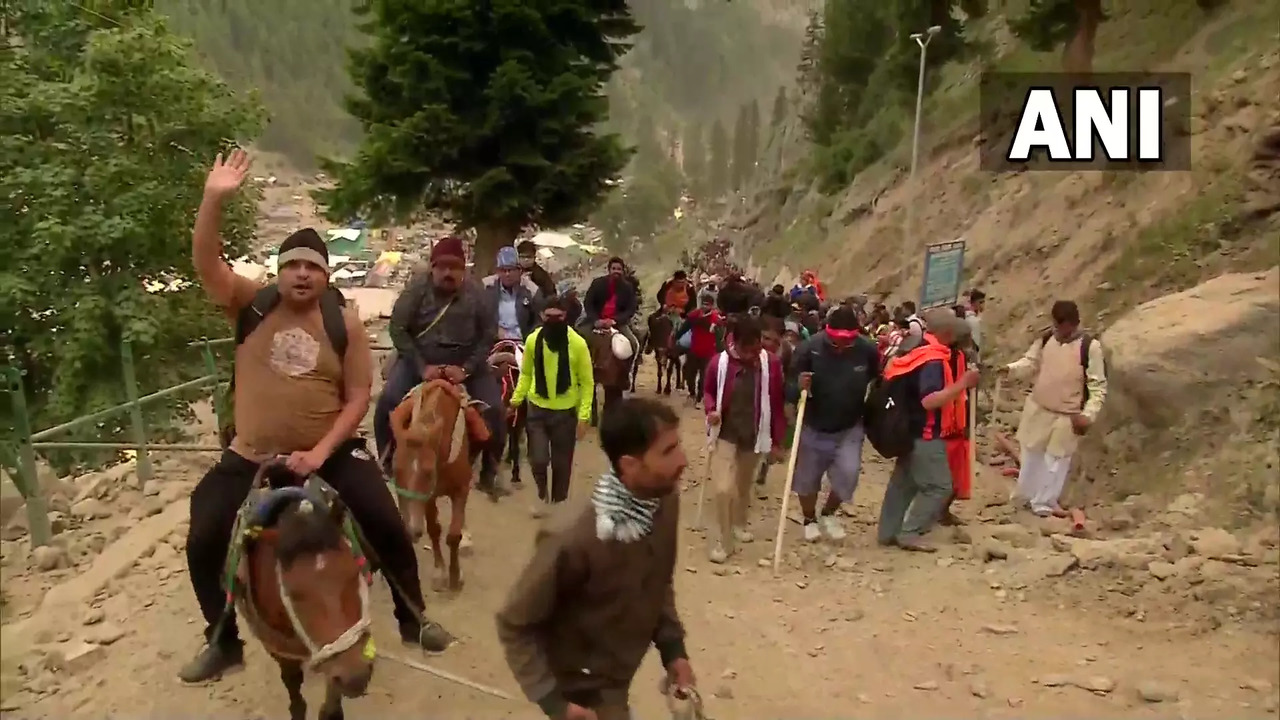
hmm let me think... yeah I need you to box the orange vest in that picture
[883,334,967,438]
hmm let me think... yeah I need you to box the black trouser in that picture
[525,405,578,503]
[685,355,710,401]
[185,438,424,647]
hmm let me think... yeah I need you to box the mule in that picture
[388,379,489,591]
[230,461,374,720]
[646,312,682,396]
[489,339,525,487]
[585,327,629,427]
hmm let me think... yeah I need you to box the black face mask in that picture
[542,318,568,342]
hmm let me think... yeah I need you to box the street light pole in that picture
[903,24,942,301]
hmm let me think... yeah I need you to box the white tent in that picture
[529,231,577,249]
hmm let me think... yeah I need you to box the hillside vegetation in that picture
[635,0,1279,521]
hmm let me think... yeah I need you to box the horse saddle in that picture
[414,380,492,446]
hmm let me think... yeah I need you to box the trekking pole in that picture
[771,390,809,576]
[691,426,719,531]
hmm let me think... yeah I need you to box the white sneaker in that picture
[803,522,822,542]
[819,515,846,541]
[732,527,755,544]
[708,542,728,564]
[530,504,547,519]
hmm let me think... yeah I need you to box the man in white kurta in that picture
[1000,301,1107,516]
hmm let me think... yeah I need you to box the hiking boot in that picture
[178,642,244,683]
[400,620,455,654]
[819,515,846,541]
[707,542,728,564]
[895,536,937,553]
[802,520,822,543]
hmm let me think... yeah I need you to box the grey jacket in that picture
[482,274,542,339]
[389,273,496,377]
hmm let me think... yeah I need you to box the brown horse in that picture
[232,461,374,720]
[646,312,682,396]
[585,326,629,426]
[388,379,489,591]
[489,339,525,486]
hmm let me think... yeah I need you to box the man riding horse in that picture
[578,256,639,417]
[482,245,543,487]
[376,236,508,500]
[180,150,450,685]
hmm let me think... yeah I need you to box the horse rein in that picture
[254,458,374,670]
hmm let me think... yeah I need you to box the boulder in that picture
[1102,268,1279,430]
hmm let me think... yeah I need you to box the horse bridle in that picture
[256,458,374,670]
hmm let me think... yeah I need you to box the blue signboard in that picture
[919,239,966,309]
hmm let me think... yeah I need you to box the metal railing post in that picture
[120,340,153,484]
[7,368,52,545]
[199,338,225,431]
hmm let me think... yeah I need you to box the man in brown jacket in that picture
[497,398,696,720]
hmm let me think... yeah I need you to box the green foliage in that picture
[771,86,788,128]
[681,122,706,198]
[731,99,760,191]
[1007,0,1102,54]
[707,119,730,198]
[155,0,363,168]
[1,1,262,461]
[803,0,983,190]
[318,0,639,272]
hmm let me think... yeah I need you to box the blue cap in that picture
[496,246,519,269]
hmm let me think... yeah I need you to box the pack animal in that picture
[227,461,375,720]
[489,339,525,486]
[388,379,489,591]
[586,328,629,426]
[646,312,682,396]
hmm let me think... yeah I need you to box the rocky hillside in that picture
[638,0,1280,524]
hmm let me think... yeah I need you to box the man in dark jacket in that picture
[482,246,542,341]
[579,256,639,358]
[789,307,880,542]
[379,236,506,497]
[517,240,557,298]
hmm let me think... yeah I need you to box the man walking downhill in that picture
[497,398,696,720]
[483,246,542,342]
[876,309,979,553]
[181,151,449,683]
[678,291,722,407]
[1000,300,1107,516]
[790,307,880,542]
[377,237,507,499]
[509,295,594,517]
[703,315,786,564]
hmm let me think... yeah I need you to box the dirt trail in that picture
[2,367,1278,719]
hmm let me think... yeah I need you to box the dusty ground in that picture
[2,364,1277,719]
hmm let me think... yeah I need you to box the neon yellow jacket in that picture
[510,326,595,422]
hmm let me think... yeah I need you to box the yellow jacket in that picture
[511,326,595,422]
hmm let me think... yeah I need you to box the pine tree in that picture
[730,101,759,190]
[681,122,705,198]
[771,86,788,128]
[707,119,729,198]
[317,0,640,274]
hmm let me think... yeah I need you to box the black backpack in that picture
[1039,330,1101,402]
[217,285,349,447]
[863,370,917,459]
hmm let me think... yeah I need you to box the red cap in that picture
[431,235,466,262]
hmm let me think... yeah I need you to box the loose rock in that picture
[1135,680,1179,703]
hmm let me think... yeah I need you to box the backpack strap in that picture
[319,288,349,359]
[236,286,282,347]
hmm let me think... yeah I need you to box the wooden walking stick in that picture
[692,426,719,531]
[771,390,809,576]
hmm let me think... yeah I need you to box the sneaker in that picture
[707,542,728,564]
[802,521,822,543]
[178,642,244,683]
[895,535,937,553]
[819,515,846,540]
[732,527,755,544]
[530,503,548,519]
[399,620,454,654]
